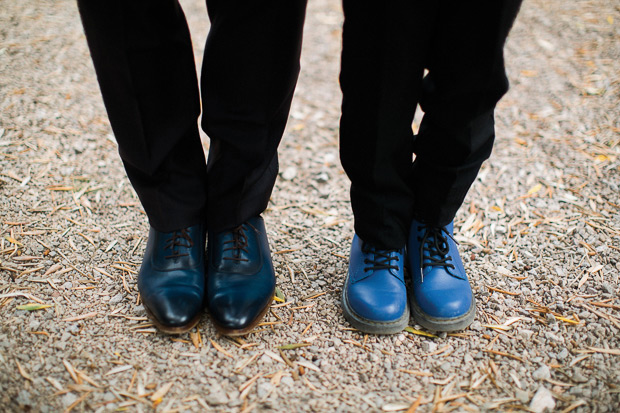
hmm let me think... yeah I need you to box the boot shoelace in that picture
[362,243,400,273]
[164,228,194,259]
[417,224,456,282]
[223,225,249,262]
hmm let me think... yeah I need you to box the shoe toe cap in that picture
[144,289,203,328]
[208,288,272,331]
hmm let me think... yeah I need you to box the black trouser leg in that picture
[340,0,521,249]
[77,0,307,233]
[201,0,307,231]
[411,0,523,227]
[339,1,436,250]
[77,0,207,232]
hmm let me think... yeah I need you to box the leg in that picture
[201,0,308,334]
[77,0,207,232]
[339,1,437,334]
[411,0,523,226]
[339,1,438,250]
[408,0,522,331]
[201,0,307,232]
[77,0,207,333]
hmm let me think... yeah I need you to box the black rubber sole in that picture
[410,296,476,332]
[341,275,410,335]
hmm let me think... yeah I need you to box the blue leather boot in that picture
[341,235,409,334]
[408,220,476,331]
[206,216,275,336]
[138,224,206,334]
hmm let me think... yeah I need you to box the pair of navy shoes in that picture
[342,220,476,334]
[137,216,274,335]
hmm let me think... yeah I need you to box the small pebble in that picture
[529,386,555,413]
[314,171,329,183]
[281,166,297,181]
[532,365,551,381]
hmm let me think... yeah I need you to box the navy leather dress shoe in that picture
[206,216,275,336]
[138,224,206,334]
[408,220,475,331]
[341,235,409,334]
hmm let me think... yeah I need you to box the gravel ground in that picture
[1,0,619,412]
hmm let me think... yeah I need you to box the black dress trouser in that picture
[77,0,307,233]
[340,0,522,249]
[78,0,521,248]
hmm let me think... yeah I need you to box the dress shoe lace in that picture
[361,243,400,273]
[417,224,456,282]
[164,228,194,259]
[223,225,249,262]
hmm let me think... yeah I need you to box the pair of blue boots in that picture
[342,220,475,333]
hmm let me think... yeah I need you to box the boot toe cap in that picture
[413,277,473,319]
[347,282,408,323]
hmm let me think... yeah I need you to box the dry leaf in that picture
[105,365,133,376]
[16,360,33,381]
[278,343,312,350]
[382,402,411,412]
[527,183,543,195]
[210,339,233,358]
[274,286,286,302]
[150,382,173,403]
[16,303,53,311]
[62,312,97,322]
[404,326,437,338]
[4,235,22,246]
[588,264,604,273]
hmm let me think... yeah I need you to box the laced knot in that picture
[223,225,249,262]
[417,225,457,280]
[362,243,400,273]
[164,228,193,259]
